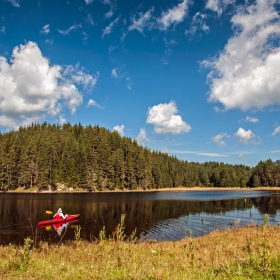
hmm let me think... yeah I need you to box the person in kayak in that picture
[53,208,68,220]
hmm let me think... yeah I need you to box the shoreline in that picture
[3,186,280,194]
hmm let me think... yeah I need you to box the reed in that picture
[1,222,280,279]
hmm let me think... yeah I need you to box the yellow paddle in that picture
[45,225,52,231]
[46,210,79,217]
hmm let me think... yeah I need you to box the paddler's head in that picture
[58,208,62,213]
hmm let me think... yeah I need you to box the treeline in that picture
[0,123,278,191]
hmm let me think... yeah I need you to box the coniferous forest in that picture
[0,123,279,191]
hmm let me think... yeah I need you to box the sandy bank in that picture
[3,186,280,194]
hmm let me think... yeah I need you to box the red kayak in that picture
[37,214,80,227]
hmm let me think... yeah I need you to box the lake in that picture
[1,189,280,245]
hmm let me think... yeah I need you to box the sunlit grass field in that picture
[1,216,280,279]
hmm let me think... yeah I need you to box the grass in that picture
[1,217,280,279]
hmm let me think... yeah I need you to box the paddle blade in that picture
[46,210,53,215]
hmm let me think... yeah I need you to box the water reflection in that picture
[0,190,280,245]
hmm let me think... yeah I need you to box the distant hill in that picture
[0,123,278,191]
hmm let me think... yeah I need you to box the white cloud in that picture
[82,31,88,44]
[128,8,154,34]
[103,0,115,18]
[245,116,259,123]
[203,0,280,111]
[211,133,230,147]
[111,66,132,89]
[126,81,132,90]
[238,153,244,158]
[87,99,103,109]
[58,24,82,35]
[271,126,280,136]
[206,0,221,15]
[111,68,118,78]
[85,0,94,4]
[85,14,94,26]
[206,0,235,16]
[7,0,19,7]
[45,39,53,44]
[40,24,50,35]
[105,9,114,19]
[0,41,98,129]
[1,26,6,34]
[137,128,149,145]
[197,152,228,157]
[102,17,119,38]
[234,127,260,144]
[185,12,209,36]
[63,65,98,89]
[113,124,125,136]
[126,0,189,36]
[158,0,189,30]
[108,45,118,53]
[59,114,66,124]
[270,150,280,153]
[171,149,228,157]
[147,101,191,134]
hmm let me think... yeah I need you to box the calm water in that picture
[1,190,280,245]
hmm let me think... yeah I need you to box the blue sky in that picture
[0,0,280,166]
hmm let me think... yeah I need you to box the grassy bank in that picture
[1,222,280,279]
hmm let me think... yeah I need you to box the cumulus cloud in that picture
[158,0,189,30]
[58,24,82,35]
[102,17,119,38]
[127,8,154,34]
[1,26,6,34]
[211,133,230,147]
[271,126,280,136]
[0,41,98,129]
[147,101,191,134]
[205,0,234,16]
[203,0,280,111]
[245,116,259,123]
[137,128,149,145]
[113,124,125,136]
[234,127,260,144]
[40,24,50,35]
[87,99,103,109]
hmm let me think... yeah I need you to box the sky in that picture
[0,0,280,167]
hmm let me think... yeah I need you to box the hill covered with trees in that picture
[0,123,279,191]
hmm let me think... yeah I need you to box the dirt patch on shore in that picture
[5,186,280,193]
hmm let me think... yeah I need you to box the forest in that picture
[0,122,279,191]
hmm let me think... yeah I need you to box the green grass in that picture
[1,218,280,279]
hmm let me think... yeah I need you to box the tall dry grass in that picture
[1,218,280,279]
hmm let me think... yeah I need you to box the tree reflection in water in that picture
[0,190,280,244]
